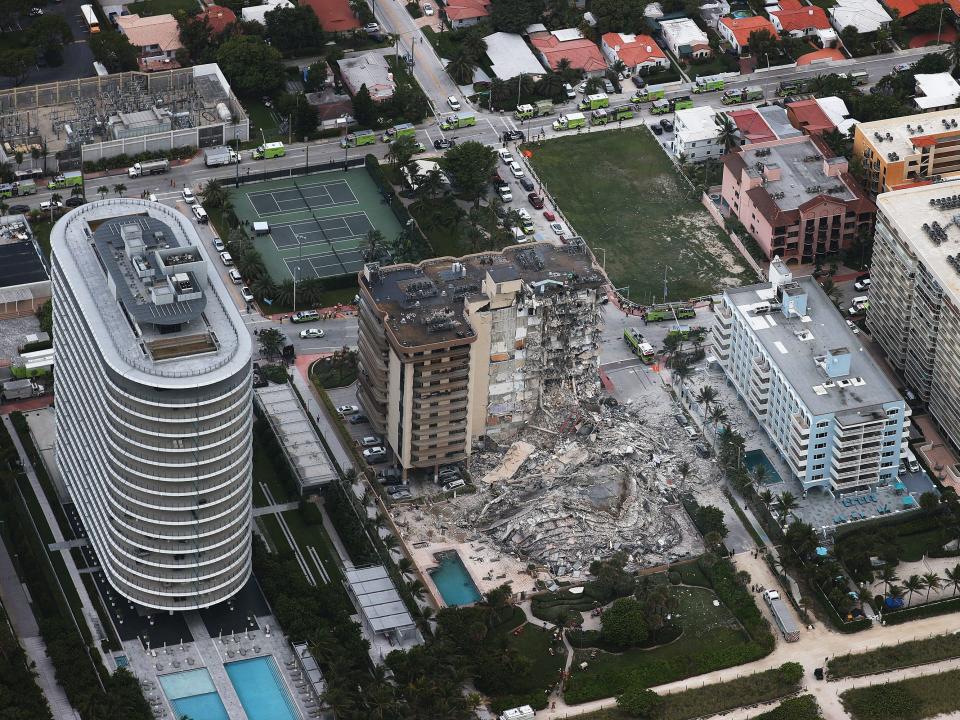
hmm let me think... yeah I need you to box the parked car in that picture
[447,95,461,111]
[564,83,576,99]
[219,251,233,266]
[349,414,369,424]
[503,130,525,141]
[694,442,712,459]
[603,79,615,93]
[497,148,514,165]
[39,200,62,211]
[65,196,85,207]
[659,118,674,132]
[337,404,359,415]
[191,204,208,223]
[549,222,566,235]
[299,328,325,339]
[498,187,513,203]
[894,62,913,73]
[543,210,556,221]
[854,277,871,291]
[528,192,544,209]
[651,124,663,135]
[683,425,698,439]
[240,286,254,303]
[363,22,380,33]
[422,2,433,14]
[443,479,466,491]
[519,177,534,192]
[509,161,524,178]
[674,413,689,427]
[390,489,412,500]
[292,310,320,323]
[212,237,225,251]
[181,187,195,203]
[631,76,646,89]
[363,446,387,459]
[360,436,381,447]
[434,138,455,150]
[845,319,860,335]
[8,204,29,214]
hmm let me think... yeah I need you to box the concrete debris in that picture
[451,390,707,578]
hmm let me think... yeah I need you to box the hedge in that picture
[882,595,960,625]
[754,695,822,720]
[82,146,195,173]
[812,581,871,633]
[658,663,804,720]
[828,632,960,679]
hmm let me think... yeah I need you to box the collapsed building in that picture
[356,242,605,474]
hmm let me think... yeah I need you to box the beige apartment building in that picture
[356,243,605,473]
[868,179,960,450]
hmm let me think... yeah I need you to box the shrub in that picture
[668,571,681,585]
[82,146,195,173]
[601,597,649,649]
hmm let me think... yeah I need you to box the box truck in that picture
[203,146,240,167]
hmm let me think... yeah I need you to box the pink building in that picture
[721,135,875,265]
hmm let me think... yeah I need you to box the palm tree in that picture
[200,178,227,209]
[611,59,627,78]
[923,571,942,602]
[584,76,603,94]
[0,201,7,216]
[945,564,960,597]
[555,58,579,84]
[875,27,891,54]
[676,460,691,491]
[415,168,445,201]
[112,183,127,197]
[775,491,799,522]
[695,385,717,416]
[446,49,477,85]
[406,578,426,600]
[878,566,900,595]
[671,357,692,388]
[903,574,927,605]
[750,463,768,489]
[715,113,740,153]
[759,489,773,505]
[708,405,728,439]
[536,72,566,101]
[365,228,385,261]
[97,185,109,200]
[461,30,487,60]
[397,556,413,576]
[945,38,960,74]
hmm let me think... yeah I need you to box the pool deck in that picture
[122,609,324,720]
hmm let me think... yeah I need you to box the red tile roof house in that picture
[769,3,838,46]
[195,4,236,34]
[720,135,875,264]
[600,32,669,74]
[302,0,360,32]
[727,108,778,144]
[440,0,491,29]
[116,14,184,71]
[786,98,836,135]
[718,16,779,54]
[530,29,608,77]
[883,0,944,18]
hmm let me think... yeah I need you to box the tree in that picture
[617,687,663,719]
[590,551,635,601]
[945,38,960,74]
[748,28,778,59]
[0,49,36,86]
[461,28,487,60]
[264,4,325,53]
[304,60,328,92]
[878,566,900,595]
[820,277,843,307]
[555,57,580,84]
[200,179,227,209]
[446,49,477,85]
[919,491,940,513]
[906,2,946,32]
[112,183,127,197]
[387,135,418,169]
[714,113,740,153]
[676,460,691,492]
[695,384,717,415]
[600,597,649,649]
[440,141,497,207]
[490,0,542,33]
[945,564,960,597]
[216,35,285,97]
[351,84,378,127]
[28,14,73,65]
[89,31,140,72]
[259,327,285,357]
[275,92,319,138]
[584,76,604,94]
[923,572,942,601]
[708,405,728,437]
[785,520,817,557]
[178,13,215,64]
[365,229,385,261]
[775,491,799,522]
[903,574,926,605]
[694,503,729,538]
[638,582,677,632]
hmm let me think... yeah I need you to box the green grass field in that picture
[525,128,753,303]
[127,0,200,16]
[841,668,960,720]
[566,585,757,703]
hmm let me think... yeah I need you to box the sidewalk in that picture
[291,354,355,473]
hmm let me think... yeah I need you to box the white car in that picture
[240,286,255,303]
[300,328,326,339]
[846,319,860,335]
[181,187,195,203]
[219,251,233,266]
[498,187,513,203]
[509,161,524,178]
[577,81,588,93]
[363,446,386,457]
[894,62,913,73]
[549,222,566,236]
[337,404,359,415]
[498,148,514,165]
[363,22,380,33]
[39,200,63,211]
[423,2,433,14]
[191,204,208,223]
[212,237,225,251]
[360,436,381,447]
[564,82,575,99]
[447,95,461,111]
[854,278,871,291]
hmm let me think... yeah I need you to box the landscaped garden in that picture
[840,668,960,720]
[524,128,755,302]
[310,347,358,389]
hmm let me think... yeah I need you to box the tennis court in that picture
[228,168,402,282]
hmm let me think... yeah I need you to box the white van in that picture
[906,449,920,473]
[511,227,528,243]
[228,269,242,284]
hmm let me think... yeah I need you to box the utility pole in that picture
[293,235,304,313]
[234,127,241,188]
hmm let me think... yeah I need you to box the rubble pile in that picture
[454,394,706,578]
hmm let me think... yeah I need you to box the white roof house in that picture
[828,0,891,33]
[816,95,857,135]
[659,18,711,58]
[914,73,960,111]
[673,106,724,163]
[483,32,547,78]
[241,0,292,23]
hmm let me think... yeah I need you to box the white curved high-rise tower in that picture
[51,199,253,611]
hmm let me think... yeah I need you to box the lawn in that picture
[310,350,358,389]
[828,633,960,679]
[245,101,281,143]
[253,425,297,504]
[508,624,565,694]
[565,585,762,703]
[525,128,754,303]
[841,668,960,720]
[127,0,201,15]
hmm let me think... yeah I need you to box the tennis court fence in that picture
[230,157,366,186]
[364,154,432,260]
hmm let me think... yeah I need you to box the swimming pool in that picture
[429,550,482,606]
[159,668,229,720]
[744,449,783,486]
[225,656,300,720]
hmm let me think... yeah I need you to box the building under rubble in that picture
[356,242,605,473]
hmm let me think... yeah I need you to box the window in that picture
[816,420,829,428]
[813,453,824,460]
[814,442,826,449]
[815,431,827,439]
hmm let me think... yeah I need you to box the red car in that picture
[528,192,544,209]
[543,210,556,221]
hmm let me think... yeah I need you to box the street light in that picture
[594,246,607,272]
[304,136,309,174]
[938,5,949,45]
[293,234,305,313]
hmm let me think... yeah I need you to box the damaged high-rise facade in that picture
[356,242,605,473]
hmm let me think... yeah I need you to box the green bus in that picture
[624,328,656,363]
[644,303,696,323]
[340,130,376,148]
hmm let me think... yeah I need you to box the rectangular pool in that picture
[159,668,229,720]
[429,550,482,606]
[225,656,300,720]
[744,449,783,486]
